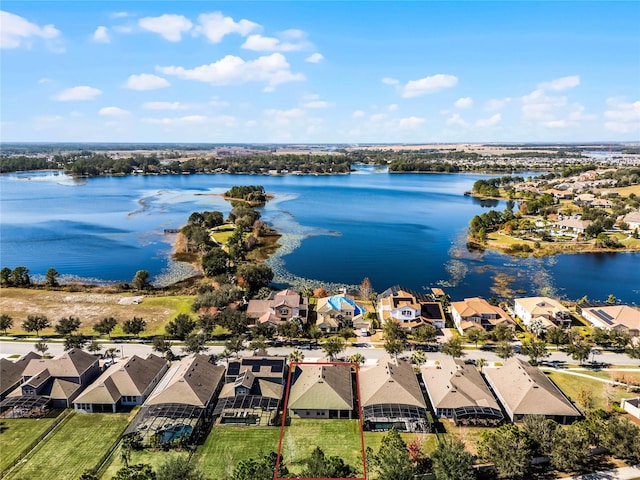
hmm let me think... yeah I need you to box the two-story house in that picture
[450,297,515,335]
[513,296,571,331]
[377,285,446,332]
[246,289,308,327]
[316,294,366,332]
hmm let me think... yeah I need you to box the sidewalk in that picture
[570,464,640,480]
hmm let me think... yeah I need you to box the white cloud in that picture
[33,115,63,129]
[142,115,208,125]
[302,100,331,109]
[352,110,365,119]
[475,113,502,127]
[124,73,170,90]
[110,12,130,19]
[99,106,130,116]
[242,31,311,52]
[0,10,61,50]
[400,74,458,98]
[158,53,304,89]
[445,113,468,127]
[381,77,399,85]
[454,97,473,109]
[484,97,512,111]
[195,12,260,43]
[521,88,567,123]
[305,52,324,63]
[51,85,102,101]
[397,116,425,129]
[264,108,306,126]
[538,75,580,91]
[388,104,399,111]
[92,26,110,43]
[38,77,52,84]
[138,14,193,42]
[210,99,230,108]
[245,120,258,127]
[143,101,190,110]
[604,98,640,133]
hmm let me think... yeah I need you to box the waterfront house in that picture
[483,358,581,423]
[359,360,429,432]
[450,297,515,335]
[287,364,353,419]
[316,295,366,332]
[377,285,446,332]
[580,305,640,337]
[623,210,640,230]
[513,297,571,330]
[73,354,168,413]
[246,289,308,327]
[421,358,503,426]
[554,217,592,235]
[0,352,41,400]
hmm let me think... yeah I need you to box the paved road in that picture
[571,464,640,480]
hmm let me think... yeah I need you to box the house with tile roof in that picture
[483,357,581,423]
[421,358,503,426]
[6,348,100,409]
[581,305,640,337]
[0,352,41,400]
[246,289,308,327]
[514,297,571,330]
[450,297,515,335]
[287,364,354,419]
[623,210,640,230]
[359,360,430,432]
[214,356,287,425]
[316,295,366,332]
[377,285,446,332]
[73,354,168,413]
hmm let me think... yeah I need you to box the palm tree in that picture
[476,357,486,372]
[104,347,118,363]
[349,353,365,365]
[410,350,426,366]
[289,349,305,363]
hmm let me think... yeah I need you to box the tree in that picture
[183,334,208,355]
[230,451,286,480]
[545,326,568,350]
[521,414,557,458]
[528,318,546,339]
[576,387,594,414]
[64,334,88,350]
[252,321,276,340]
[0,314,13,335]
[550,425,590,473]
[465,327,484,348]
[22,315,50,337]
[112,464,156,480]
[55,316,81,336]
[492,323,514,342]
[414,324,437,346]
[476,357,486,372]
[156,456,206,480]
[521,338,548,365]
[322,336,345,361]
[442,336,465,358]
[359,277,373,300]
[34,341,49,355]
[606,293,617,304]
[300,446,356,478]
[478,424,531,479]
[289,349,305,363]
[349,352,365,365]
[601,415,640,463]
[87,340,102,354]
[152,337,173,359]
[123,317,146,337]
[495,341,514,361]
[10,266,30,287]
[216,308,248,336]
[197,314,217,340]
[165,313,196,340]
[627,342,640,360]
[0,267,12,286]
[201,248,229,277]
[278,320,302,345]
[410,350,427,365]
[223,335,244,357]
[367,428,416,480]
[431,436,476,480]
[249,335,268,353]
[131,270,151,290]
[567,338,591,365]
[78,471,99,480]
[45,268,60,287]
[236,263,274,296]
[384,338,405,361]
[338,327,356,341]
[105,347,119,362]
[307,323,322,347]
[94,317,118,338]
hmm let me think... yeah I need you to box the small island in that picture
[466,166,640,256]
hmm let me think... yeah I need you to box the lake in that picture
[0,168,638,304]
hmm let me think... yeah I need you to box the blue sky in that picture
[1,1,639,143]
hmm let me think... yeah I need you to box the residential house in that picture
[360,360,430,432]
[73,354,168,413]
[377,285,446,332]
[574,193,596,206]
[0,352,41,400]
[621,398,640,419]
[544,189,574,200]
[591,198,613,209]
[214,356,287,425]
[287,364,353,419]
[580,305,640,337]
[7,348,100,409]
[246,289,308,327]
[623,211,640,230]
[421,358,503,426]
[483,358,581,424]
[513,297,571,330]
[554,217,592,235]
[450,297,515,334]
[316,295,366,332]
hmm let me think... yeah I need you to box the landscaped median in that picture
[3,412,129,480]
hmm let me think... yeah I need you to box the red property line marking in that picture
[274,361,367,480]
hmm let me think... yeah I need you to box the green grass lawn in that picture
[6,412,129,480]
[545,371,637,412]
[0,413,62,473]
[194,426,281,479]
[99,446,190,479]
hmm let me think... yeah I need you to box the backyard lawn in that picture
[99,446,190,479]
[0,412,62,473]
[6,412,129,480]
[545,371,638,411]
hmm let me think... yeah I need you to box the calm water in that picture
[0,168,638,304]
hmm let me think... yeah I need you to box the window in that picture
[280,308,289,315]
[402,310,412,316]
